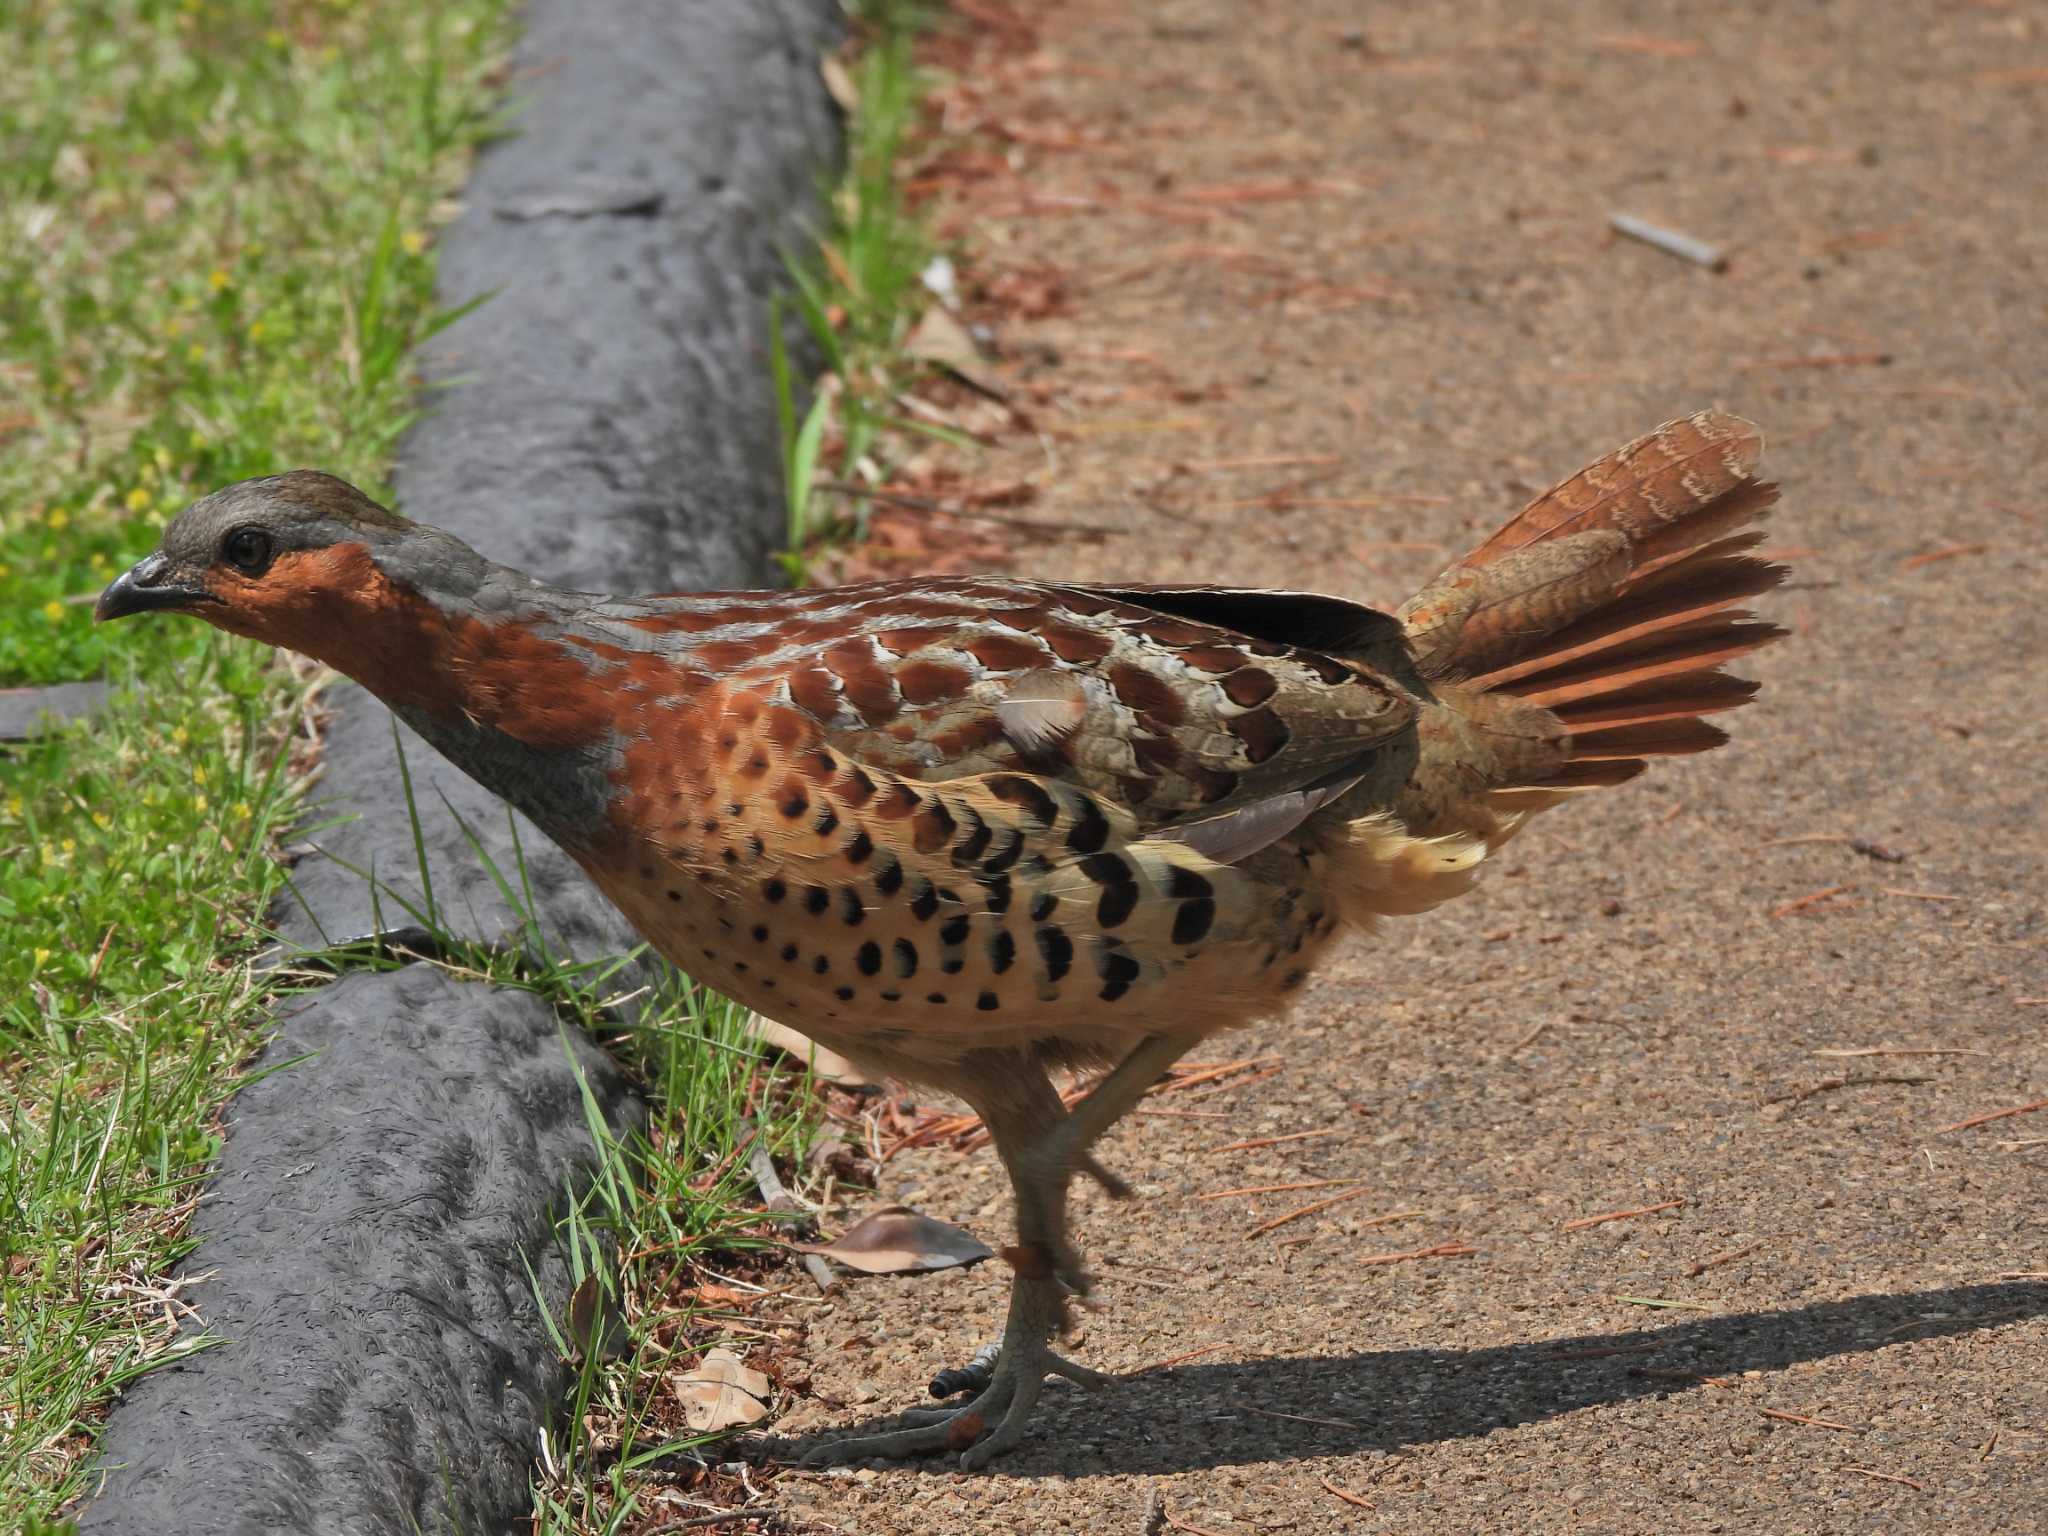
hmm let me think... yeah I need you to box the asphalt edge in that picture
[75,4,842,1532]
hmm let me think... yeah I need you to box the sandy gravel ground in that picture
[773,3,2047,1530]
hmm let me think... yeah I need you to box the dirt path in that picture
[777,4,2047,1530]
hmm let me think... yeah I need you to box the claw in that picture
[795,1278,1109,1469]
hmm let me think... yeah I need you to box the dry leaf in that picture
[744,1012,874,1087]
[797,1204,995,1274]
[672,1347,773,1432]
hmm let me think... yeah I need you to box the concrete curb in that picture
[77,4,841,1531]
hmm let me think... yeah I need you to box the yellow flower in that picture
[247,319,266,342]
[189,429,209,450]
[92,811,112,830]
[34,948,51,969]
[193,765,208,785]
[231,800,252,820]
[42,599,64,623]
[193,793,209,814]
[171,725,189,746]
[154,446,173,471]
[186,343,206,364]
[266,28,287,49]
[125,487,153,512]
[39,842,56,865]
[48,508,69,530]
[5,794,21,818]
[61,837,75,854]
[400,229,427,257]
[208,267,231,292]
[90,551,109,570]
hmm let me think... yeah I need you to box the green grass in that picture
[773,0,952,579]
[0,0,516,1522]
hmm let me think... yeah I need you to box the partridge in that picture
[98,411,1786,1467]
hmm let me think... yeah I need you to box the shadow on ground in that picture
[769,1281,2045,1475]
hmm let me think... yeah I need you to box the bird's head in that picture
[94,471,499,682]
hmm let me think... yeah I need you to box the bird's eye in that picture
[222,527,274,576]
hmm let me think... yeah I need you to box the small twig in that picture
[1609,212,1727,270]
[1198,1177,1363,1201]
[1244,1190,1399,1240]
[1840,1465,1927,1491]
[1320,1477,1376,1510]
[1547,1342,1659,1362]
[1764,1075,1931,1109]
[1899,542,1988,572]
[1936,1099,2048,1135]
[1769,883,1854,918]
[1760,1406,1863,1431]
[1138,1341,1229,1372]
[1359,1239,1477,1267]
[1562,1198,1685,1231]
[1739,352,1893,371]
[1688,1240,1767,1277]
[1881,887,1958,901]
[1210,1126,1337,1154]
[749,1144,834,1295]
[649,1508,776,1532]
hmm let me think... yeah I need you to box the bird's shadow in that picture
[760,1280,2044,1476]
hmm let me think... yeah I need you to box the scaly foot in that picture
[797,1274,1110,1470]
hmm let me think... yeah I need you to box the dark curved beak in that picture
[94,553,216,623]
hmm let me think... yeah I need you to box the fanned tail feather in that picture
[1393,410,1787,840]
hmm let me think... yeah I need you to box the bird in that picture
[97,410,1785,1468]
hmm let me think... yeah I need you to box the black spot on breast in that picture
[909,879,939,921]
[1099,950,1141,1002]
[781,943,798,962]
[1078,852,1132,886]
[814,804,840,837]
[780,785,809,818]
[976,991,1000,1012]
[981,829,1024,875]
[667,889,682,902]
[926,992,947,1005]
[720,848,737,865]
[733,960,749,973]
[1066,797,1111,854]
[988,930,1017,973]
[953,809,993,864]
[880,990,901,1002]
[981,873,1013,915]
[941,956,965,975]
[750,924,768,943]
[988,774,1059,827]
[764,879,787,903]
[1282,968,1307,991]
[1035,926,1073,983]
[893,938,918,978]
[1172,898,1216,946]
[856,941,882,976]
[1165,866,1213,901]
[846,828,874,864]
[748,834,765,859]
[1097,883,1138,929]
[804,885,829,915]
[874,855,904,895]
[939,915,972,947]
[1030,892,1058,922]
[835,985,855,1001]
[839,887,866,926]
[813,955,831,974]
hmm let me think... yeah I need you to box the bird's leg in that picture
[799,1038,1196,1469]
[801,1056,1108,1469]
